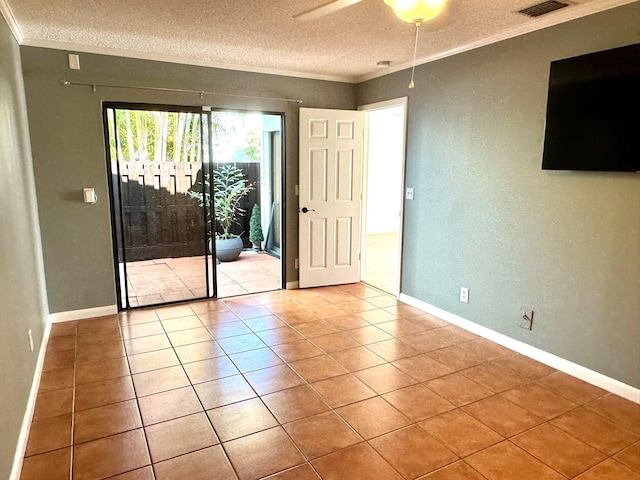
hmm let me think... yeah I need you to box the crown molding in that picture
[7,0,637,85]
[356,0,639,83]
[19,37,357,84]
[0,0,24,43]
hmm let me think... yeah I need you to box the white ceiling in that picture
[1,0,634,82]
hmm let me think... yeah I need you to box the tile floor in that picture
[21,284,640,480]
[363,232,400,296]
[125,251,281,306]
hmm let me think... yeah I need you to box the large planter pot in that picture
[215,236,244,262]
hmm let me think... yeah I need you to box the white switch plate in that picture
[68,53,80,70]
[405,187,414,200]
[460,287,469,303]
[83,188,97,204]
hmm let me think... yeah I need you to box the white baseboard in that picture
[286,281,300,290]
[49,304,118,323]
[399,293,640,404]
[9,320,51,480]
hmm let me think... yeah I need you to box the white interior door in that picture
[299,108,363,288]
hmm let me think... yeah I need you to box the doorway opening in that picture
[104,104,284,309]
[360,100,407,295]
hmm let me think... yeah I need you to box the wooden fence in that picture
[115,161,260,262]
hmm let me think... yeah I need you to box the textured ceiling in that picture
[2,0,634,82]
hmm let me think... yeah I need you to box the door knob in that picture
[300,207,315,213]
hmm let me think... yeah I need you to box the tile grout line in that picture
[161,302,244,480]
[226,298,453,478]
[118,309,158,480]
[69,321,78,480]
[127,293,367,476]
[254,294,636,477]
[32,287,639,480]
[206,301,316,477]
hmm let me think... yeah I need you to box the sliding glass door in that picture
[105,104,284,309]
[105,106,213,308]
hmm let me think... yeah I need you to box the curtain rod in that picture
[60,79,303,104]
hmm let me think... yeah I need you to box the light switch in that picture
[83,188,97,204]
[68,54,80,70]
[405,187,414,200]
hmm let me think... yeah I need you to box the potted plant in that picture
[189,164,254,262]
[249,204,264,251]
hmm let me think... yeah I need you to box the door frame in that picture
[103,102,211,310]
[203,107,288,297]
[358,97,408,297]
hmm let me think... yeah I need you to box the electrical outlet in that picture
[28,329,34,352]
[460,287,469,303]
[520,308,534,330]
[295,258,299,269]
[405,187,414,200]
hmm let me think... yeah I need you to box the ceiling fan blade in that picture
[294,0,364,21]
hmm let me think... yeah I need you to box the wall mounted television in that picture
[541,43,640,172]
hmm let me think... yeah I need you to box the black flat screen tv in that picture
[541,43,640,172]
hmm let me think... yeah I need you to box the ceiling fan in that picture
[294,0,364,21]
[294,0,448,23]
[294,0,450,88]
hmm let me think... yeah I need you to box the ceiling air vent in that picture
[518,0,570,17]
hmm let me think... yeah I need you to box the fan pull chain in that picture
[409,20,422,89]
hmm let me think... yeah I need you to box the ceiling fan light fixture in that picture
[383,0,448,24]
[384,0,448,89]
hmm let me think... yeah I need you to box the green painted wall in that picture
[0,15,49,479]
[357,4,640,388]
[20,48,356,313]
